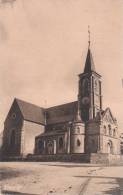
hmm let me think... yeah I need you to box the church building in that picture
[2,40,121,163]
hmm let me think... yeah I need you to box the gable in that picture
[4,99,23,125]
[15,98,45,125]
[102,108,116,124]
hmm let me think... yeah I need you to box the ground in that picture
[0,162,123,195]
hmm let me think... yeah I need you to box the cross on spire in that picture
[88,25,91,48]
[83,26,96,73]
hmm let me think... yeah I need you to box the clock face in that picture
[82,97,90,105]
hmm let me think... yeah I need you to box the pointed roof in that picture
[84,48,96,73]
[15,98,45,124]
[73,109,82,123]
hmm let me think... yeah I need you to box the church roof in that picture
[15,98,45,124]
[84,48,96,73]
[46,101,78,125]
[36,130,66,138]
[13,99,78,125]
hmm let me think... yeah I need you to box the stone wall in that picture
[2,101,23,157]
[2,153,123,164]
[21,120,45,156]
[85,121,100,153]
[90,153,122,164]
[101,135,120,154]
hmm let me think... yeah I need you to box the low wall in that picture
[27,153,90,163]
[90,153,122,164]
[90,153,109,164]
[2,153,123,164]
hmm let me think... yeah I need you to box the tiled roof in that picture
[46,101,78,125]
[15,98,45,124]
[15,99,78,125]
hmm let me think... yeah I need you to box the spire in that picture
[84,26,96,73]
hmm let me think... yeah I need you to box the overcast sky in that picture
[0,0,123,133]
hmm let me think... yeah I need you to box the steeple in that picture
[84,48,95,73]
[78,26,102,122]
[84,26,96,73]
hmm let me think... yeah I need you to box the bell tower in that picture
[78,27,102,122]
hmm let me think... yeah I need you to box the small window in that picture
[77,139,81,147]
[11,113,16,119]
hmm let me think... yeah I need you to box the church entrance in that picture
[107,141,113,154]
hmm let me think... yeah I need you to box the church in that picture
[2,40,121,163]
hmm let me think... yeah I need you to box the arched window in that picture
[104,125,107,135]
[10,130,16,147]
[77,127,80,134]
[59,137,64,149]
[107,140,113,154]
[77,139,81,147]
[113,129,116,137]
[108,125,112,136]
[38,140,44,149]
[47,141,54,154]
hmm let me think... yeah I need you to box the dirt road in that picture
[0,162,123,195]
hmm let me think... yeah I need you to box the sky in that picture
[0,0,123,133]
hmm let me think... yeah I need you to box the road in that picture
[0,162,123,195]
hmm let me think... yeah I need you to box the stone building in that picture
[2,99,45,157]
[2,44,121,162]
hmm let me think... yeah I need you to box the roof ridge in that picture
[46,100,77,110]
[15,98,44,110]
